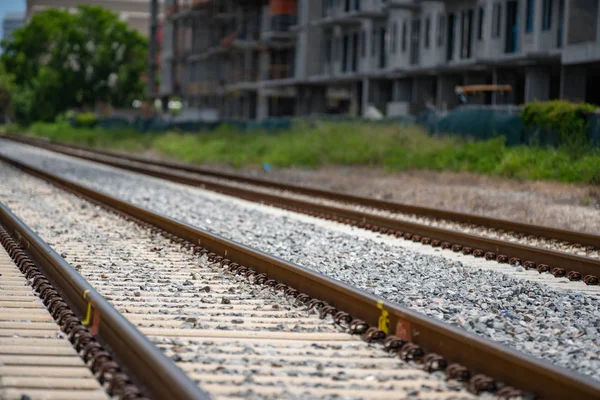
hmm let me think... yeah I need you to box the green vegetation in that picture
[0,62,15,122]
[8,120,600,184]
[0,5,147,124]
[73,112,99,128]
[522,100,597,147]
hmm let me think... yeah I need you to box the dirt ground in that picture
[199,164,600,234]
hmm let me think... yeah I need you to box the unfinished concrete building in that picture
[153,0,600,120]
[154,0,298,120]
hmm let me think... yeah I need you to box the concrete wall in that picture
[295,0,323,80]
[416,2,447,68]
[562,0,600,63]
[386,9,412,71]
[358,19,373,73]
[537,0,563,52]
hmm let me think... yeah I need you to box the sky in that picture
[0,0,26,41]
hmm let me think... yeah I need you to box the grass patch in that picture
[6,120,600,184]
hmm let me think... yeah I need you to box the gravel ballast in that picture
[0,164,474,399]
[13,142,600,259]
[1,140,599,382]
[127,163,600,259]
[201,164,600,234]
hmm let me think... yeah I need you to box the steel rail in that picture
[2,152,600,399]
[6,134,599,248]
[0,202,210,399]
[4,139,598,283]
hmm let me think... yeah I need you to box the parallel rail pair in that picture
[0,139,599,398]
[7,135,600,284]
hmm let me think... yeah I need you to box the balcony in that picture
[261,14,298,42]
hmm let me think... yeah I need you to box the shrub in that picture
[13,120,600,184]
[74,112,98,128]
[521,100,597,147]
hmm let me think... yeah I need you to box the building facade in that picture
[26,0,161,36]
[2,12,26,44]
[154,0,600,120]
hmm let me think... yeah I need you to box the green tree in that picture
[1,5,148,123]
[0,61,16,122]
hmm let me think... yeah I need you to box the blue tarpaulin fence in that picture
[79,114,414,134]
[77,108,600,147]
[418,107,600,148]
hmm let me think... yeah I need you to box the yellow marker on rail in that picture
[377,300,389,334]
[82,289,92,325]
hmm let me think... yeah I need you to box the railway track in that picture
[0,205,205,399]
[4,135,600,287]
[0,142,600,399]
[3,141,600,398]
[0,180,468,400]
[0,240,109,400]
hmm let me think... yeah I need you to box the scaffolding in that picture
[160,0,299,119]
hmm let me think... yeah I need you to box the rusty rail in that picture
[5,134,598,248]
[1,147,600,399]
[4,136,598,285]
[0,200,210,399]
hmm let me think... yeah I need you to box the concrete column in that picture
[525,67,551,102]
[483,1,494,59]
[554,0,568,48]
[244,50,252,81]
[560,65,586,101]
[294,1,308,80]
[351,83,360,117]
[363,20,373,72]
[332,25,343,75]
[532,0,543,49]
[412,78,419,109]
[453,11,461,61]
[361,78,370,117]
[259,48,270,81]
[257,90,269,120]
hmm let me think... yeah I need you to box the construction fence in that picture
[82,108,600,147]
[84,114,414,134]
[418,107,600,147]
